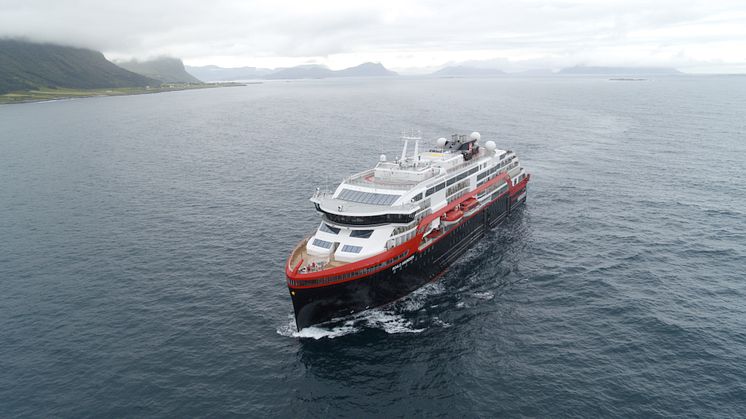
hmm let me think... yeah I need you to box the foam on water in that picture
[276,315,359,340]
[472,291,495,300]
[277,281,449,339]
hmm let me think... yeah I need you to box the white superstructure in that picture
[303,132,528,269]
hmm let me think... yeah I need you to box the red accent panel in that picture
[285,170,530,288]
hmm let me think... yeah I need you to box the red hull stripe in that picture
[286,172,530,288]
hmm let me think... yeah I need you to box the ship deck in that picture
[288,239,347,274]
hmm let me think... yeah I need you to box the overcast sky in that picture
[1,0,745,73]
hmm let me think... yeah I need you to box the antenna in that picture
[401,129,422,164]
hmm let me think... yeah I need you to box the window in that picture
[312,238,333,249]
[350,229,373,238]
[411,192,423,202]
[341,245,363,253]
[319,223,340,234]
[322,211,415,226]
[425,182,446,197]
[337,189,400,205]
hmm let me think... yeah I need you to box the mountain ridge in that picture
[0,39,158,94]
[117,57,201,83]
[186,62,397,81]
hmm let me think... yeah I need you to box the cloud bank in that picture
[1,0,745,72]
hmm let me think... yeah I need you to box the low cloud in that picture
[1,0,745,72]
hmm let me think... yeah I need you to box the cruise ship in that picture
[286,132,530,330]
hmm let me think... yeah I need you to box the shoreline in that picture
[0,82,247,105]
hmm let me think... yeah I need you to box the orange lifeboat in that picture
[425,228,443,240]
[462,197,479,212]
[442,208,463,223]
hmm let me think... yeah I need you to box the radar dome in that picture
[485,140,497,152]
[436,137,447,147]
[380,154,387,162]
[470,132,481,141]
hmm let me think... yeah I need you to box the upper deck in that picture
[311,132,513,219]
[340,134,489,191]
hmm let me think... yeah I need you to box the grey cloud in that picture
[0,0,744,72]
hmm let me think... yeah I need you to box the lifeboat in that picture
[425,228,443,240]
[442,208,463,223]
[461,197,479,212]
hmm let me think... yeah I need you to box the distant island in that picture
[558,66,682,75]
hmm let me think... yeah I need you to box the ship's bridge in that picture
[310,189,420,225]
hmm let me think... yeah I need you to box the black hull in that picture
[289,189,527,330]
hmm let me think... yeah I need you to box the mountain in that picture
[185,62,397,81]
[264,62,397,79]
[333,62,397,77]
[185,65,272,82]
[0,39,158,94]
[432,66,505,76]
[558,66,682,75]
[117,57,201,83]
[263,64,335,80]
[509,69,555,76]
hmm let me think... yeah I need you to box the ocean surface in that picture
[1,76,745,417]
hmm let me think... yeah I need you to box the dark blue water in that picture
[1,76,745,417]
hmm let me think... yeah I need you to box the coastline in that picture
[0,82,247,105]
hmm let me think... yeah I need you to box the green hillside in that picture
[0,39,158,94]
[117,57,202,83]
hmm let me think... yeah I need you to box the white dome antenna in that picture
[380,154,387,162]
[485,140,497,152]
[470,132,481,142]
[436,137,447,148]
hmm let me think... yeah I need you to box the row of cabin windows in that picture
[319,207,415,226]
[477,155,514,181]
[477,162,519,187]
[446,180,470,198]
[425,165,481,197]
[425,182,445,197]
[446,166,479,187]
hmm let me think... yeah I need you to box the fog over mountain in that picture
[117,57,201,83]
[1,0,745,73]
